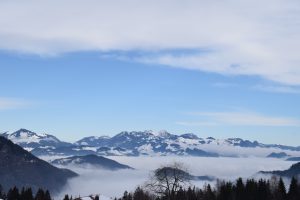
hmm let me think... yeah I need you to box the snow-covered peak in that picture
[115,131,156,138]
[84,136,111,141]
[226,138,244,144]
[75,135,111,146]
[3,129,62,147]
[9,129,44,143]
[154,130,173,138]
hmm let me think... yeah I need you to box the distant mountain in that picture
[0,136,77,193]
[180,133,200,140]
[185,148,218,157]
[51,154,133,170]
[260,162,300,178]
[267,152,289,158]
[70,131,300,157]
[3,129,300,157]
[75,136,111,146]
[1,129,71,151]
[286,157,300,161]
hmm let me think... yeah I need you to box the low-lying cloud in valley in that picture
[55,156,296,199]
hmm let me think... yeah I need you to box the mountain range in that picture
[1,129,300,158]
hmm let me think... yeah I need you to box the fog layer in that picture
[56,156,296,199]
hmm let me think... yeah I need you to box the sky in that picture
[0,0,300,145]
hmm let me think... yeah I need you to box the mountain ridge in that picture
[51,154,133,170]
[2,128,300,158]
[260,162,300,178]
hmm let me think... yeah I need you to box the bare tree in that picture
[145,162,190,199]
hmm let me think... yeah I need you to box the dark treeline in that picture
[1,177,300,200]
[117,177,300,200]
[0,186,51,200]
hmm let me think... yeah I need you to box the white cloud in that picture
[0,0,300,85]
[179,111,300,127]
[0,98,29,110]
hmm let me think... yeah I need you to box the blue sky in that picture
[1,51,300,145]
[0,0,300,145]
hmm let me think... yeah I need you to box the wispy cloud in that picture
[178,111,300,127]
[253,85,300,94]
[0,0,300,85]
[0,98,29,110]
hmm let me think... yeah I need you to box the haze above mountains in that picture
[2,128,300,158]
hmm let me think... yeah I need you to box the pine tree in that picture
[257,179,271,200]
[275,178,287,200]
[26,188,34,200]
[122,191,133,200]
[44,190,51,200]
[287,177,298,200]
[235,178,245,200]
[176,187,185,200]
[245,179,258,200]
[0,184,3,199]
[185,187,198,200]
[133,187,152,200]
[20,187,26,200]
[35,188,45,200]
[203,184,216,200]
[20,187,33,200]
[63,194,70,200]
[217,182,233,200]
[7,186,20,200]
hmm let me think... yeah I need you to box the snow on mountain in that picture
[3,129,300,158]
[1,129,71,150]
[153,130,174,138]
[70,130,300,157]
[75,136,111,146]
[51,154,132,170]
